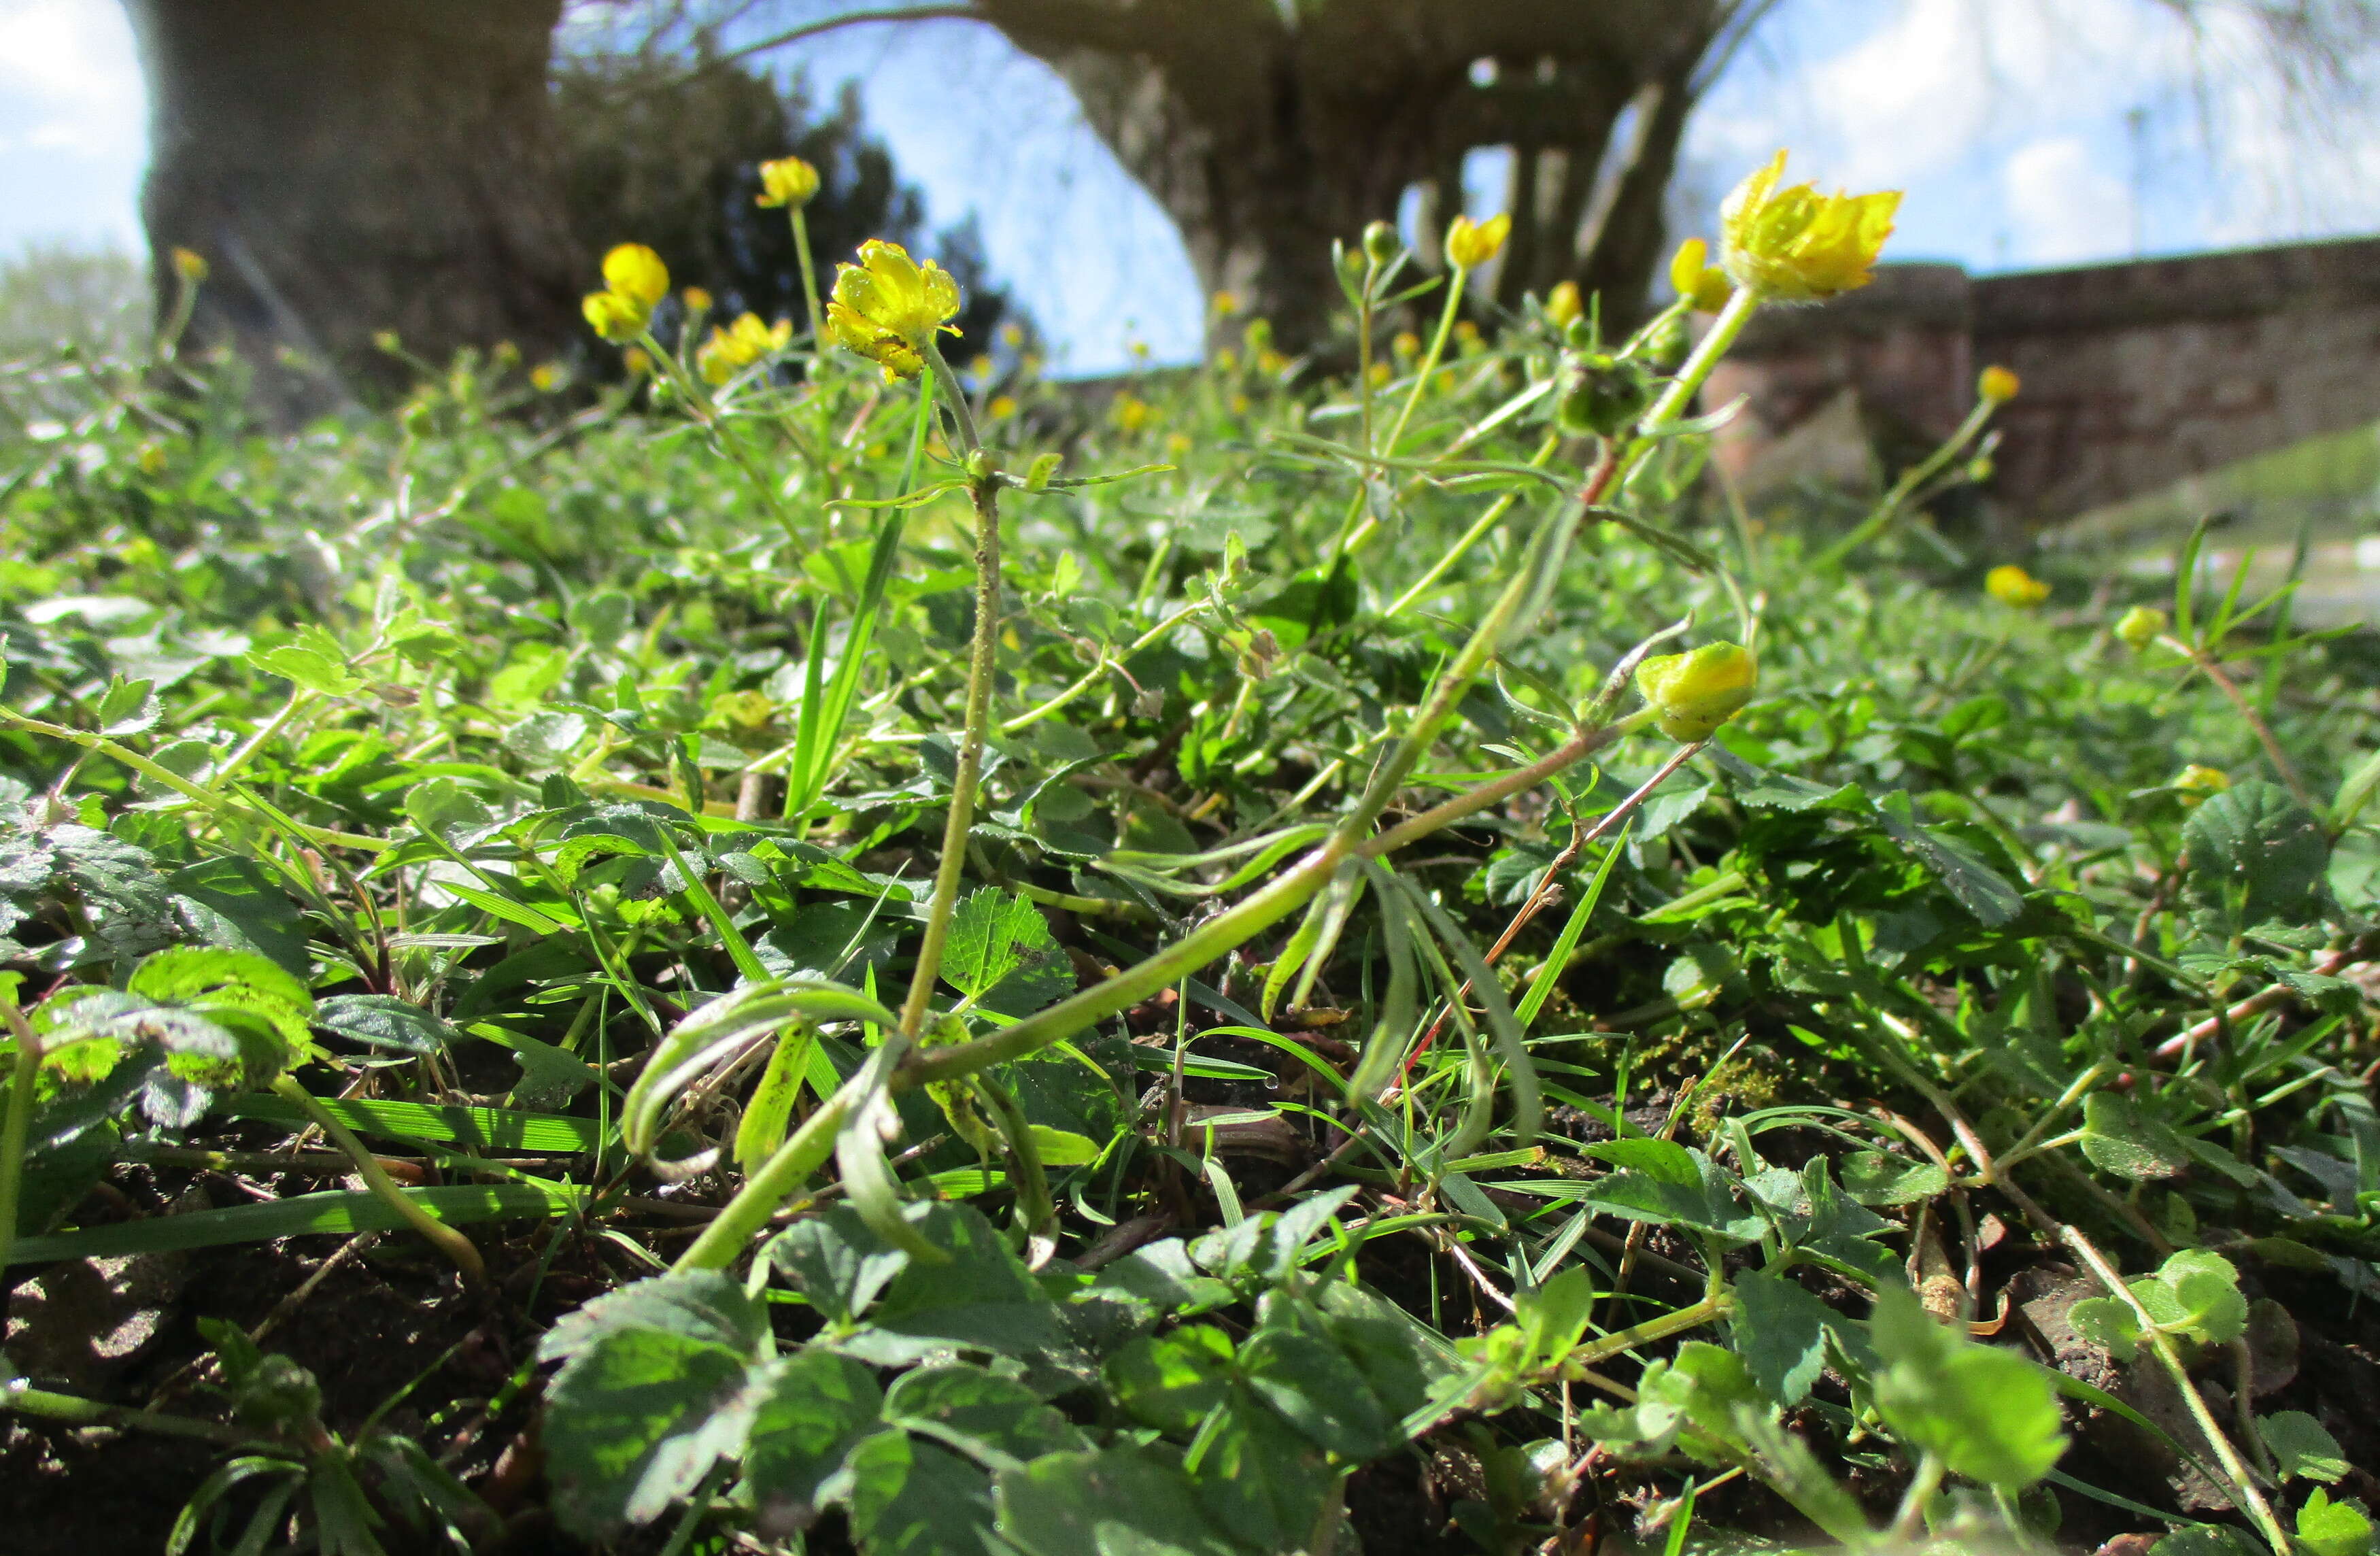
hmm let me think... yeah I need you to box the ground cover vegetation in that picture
[3,151,2380,1556]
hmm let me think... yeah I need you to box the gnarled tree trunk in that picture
[122,0,585,419]
[973,0,1736,351]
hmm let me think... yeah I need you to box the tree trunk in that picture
[122,0,585,419]
[976,0,1730,352]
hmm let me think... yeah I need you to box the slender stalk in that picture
[269,1076,486,1288]
[2161,636,2317,813]
[1636,286,1761,438]
[675,1068,857,1269]
[0,709,386,854]
[789,206,824,347]
[1380,262,1472,458]
[895,413,1000,1038]
[1813,394,1999,570]
[2057,1222,2292,1555]
[2,1382,264,1447]
[207,688,318,794]
[0,987,41,1280]
[1381,431,1561,616]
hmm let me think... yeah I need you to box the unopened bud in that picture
[2115,605,2167,652]
[1637,642,1757,742]
[1556,352,1654,439]
[1363,221,1400,266]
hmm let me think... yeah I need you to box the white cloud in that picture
[0,0,145,248]
[0,0,143,159]
[2004,135,2130,265]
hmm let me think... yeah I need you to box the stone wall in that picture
[1701,236,2380,526]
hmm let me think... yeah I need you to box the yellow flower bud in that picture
[1719,151,1899,302]
[1667,238,1733,314]
[1978,365,2020,404]
[1445,212,1512,271]
[1985,564,2051,609]
[2114,605,2166,651]
[372,329,401,354]
[1367,360,1392,388]
[682,286,713,315]
[1112,393,1155,433]
[623,347,654,376]
[1546,280,1583,328]
[2175,764,2230,806]
[1391,331,1421,360]
[170,246,208,284]
[987,394,1018,420]
[581,290,646,343]
[136,442,167,475]
[1211,290,1241,318]
[697,338,734,385]
[601,243,670,309]
[825,239,962,380]
[530,362,563,392]
[755,156,821,209]
[1636,642,1758,742]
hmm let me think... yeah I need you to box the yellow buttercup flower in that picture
[1391,331,1421,361]
[582,289,646,343]
[1445,212,1511,271]
[1546,281,1583,328]
[530,362,563,392]
[1719,152,1899,302]
[1211,290,1242,318]
[825,239,962,380]
[171,247,208,284]
[1668,238,1733,314]
[682,286,714,315]
[987,394,1018,420]
[2115,605,2166,651]
[2175,764,2230,806]
[1986,564,2051,608]
[698,312,793,382]
[755,156,821,209]
[602,244,670,310]
[1637,642,1758,742]
[623,348,653,376]
[1112,393,1155,433]
[1978,365,2020,404]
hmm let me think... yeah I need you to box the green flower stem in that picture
[675,1067,857,1269]
[1636,286,1761,439]
[269,1075,486,1289]
[1000,603,1197,737]
[0,987,41,1283]
[788,206,824,347]
[1812,394,2001,570]
[1382,432,1561,617]
[975,1071,1057,1257]
[2158,635,2318,814]
[635,326,801,547]
[1362,707,1656,858]
[1,1381,261,1448]
[894,441,1002,1040]
[920,339,981,457]
[1379,261,1472,458]
[2057,1221,2292,1556]
[207,687,318,794]
[0,709,386,855]
[1563,1288,1732,1373]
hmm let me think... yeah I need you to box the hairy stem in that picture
[896,445,1002,1038]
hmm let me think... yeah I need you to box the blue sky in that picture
[9,0,2379,373]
